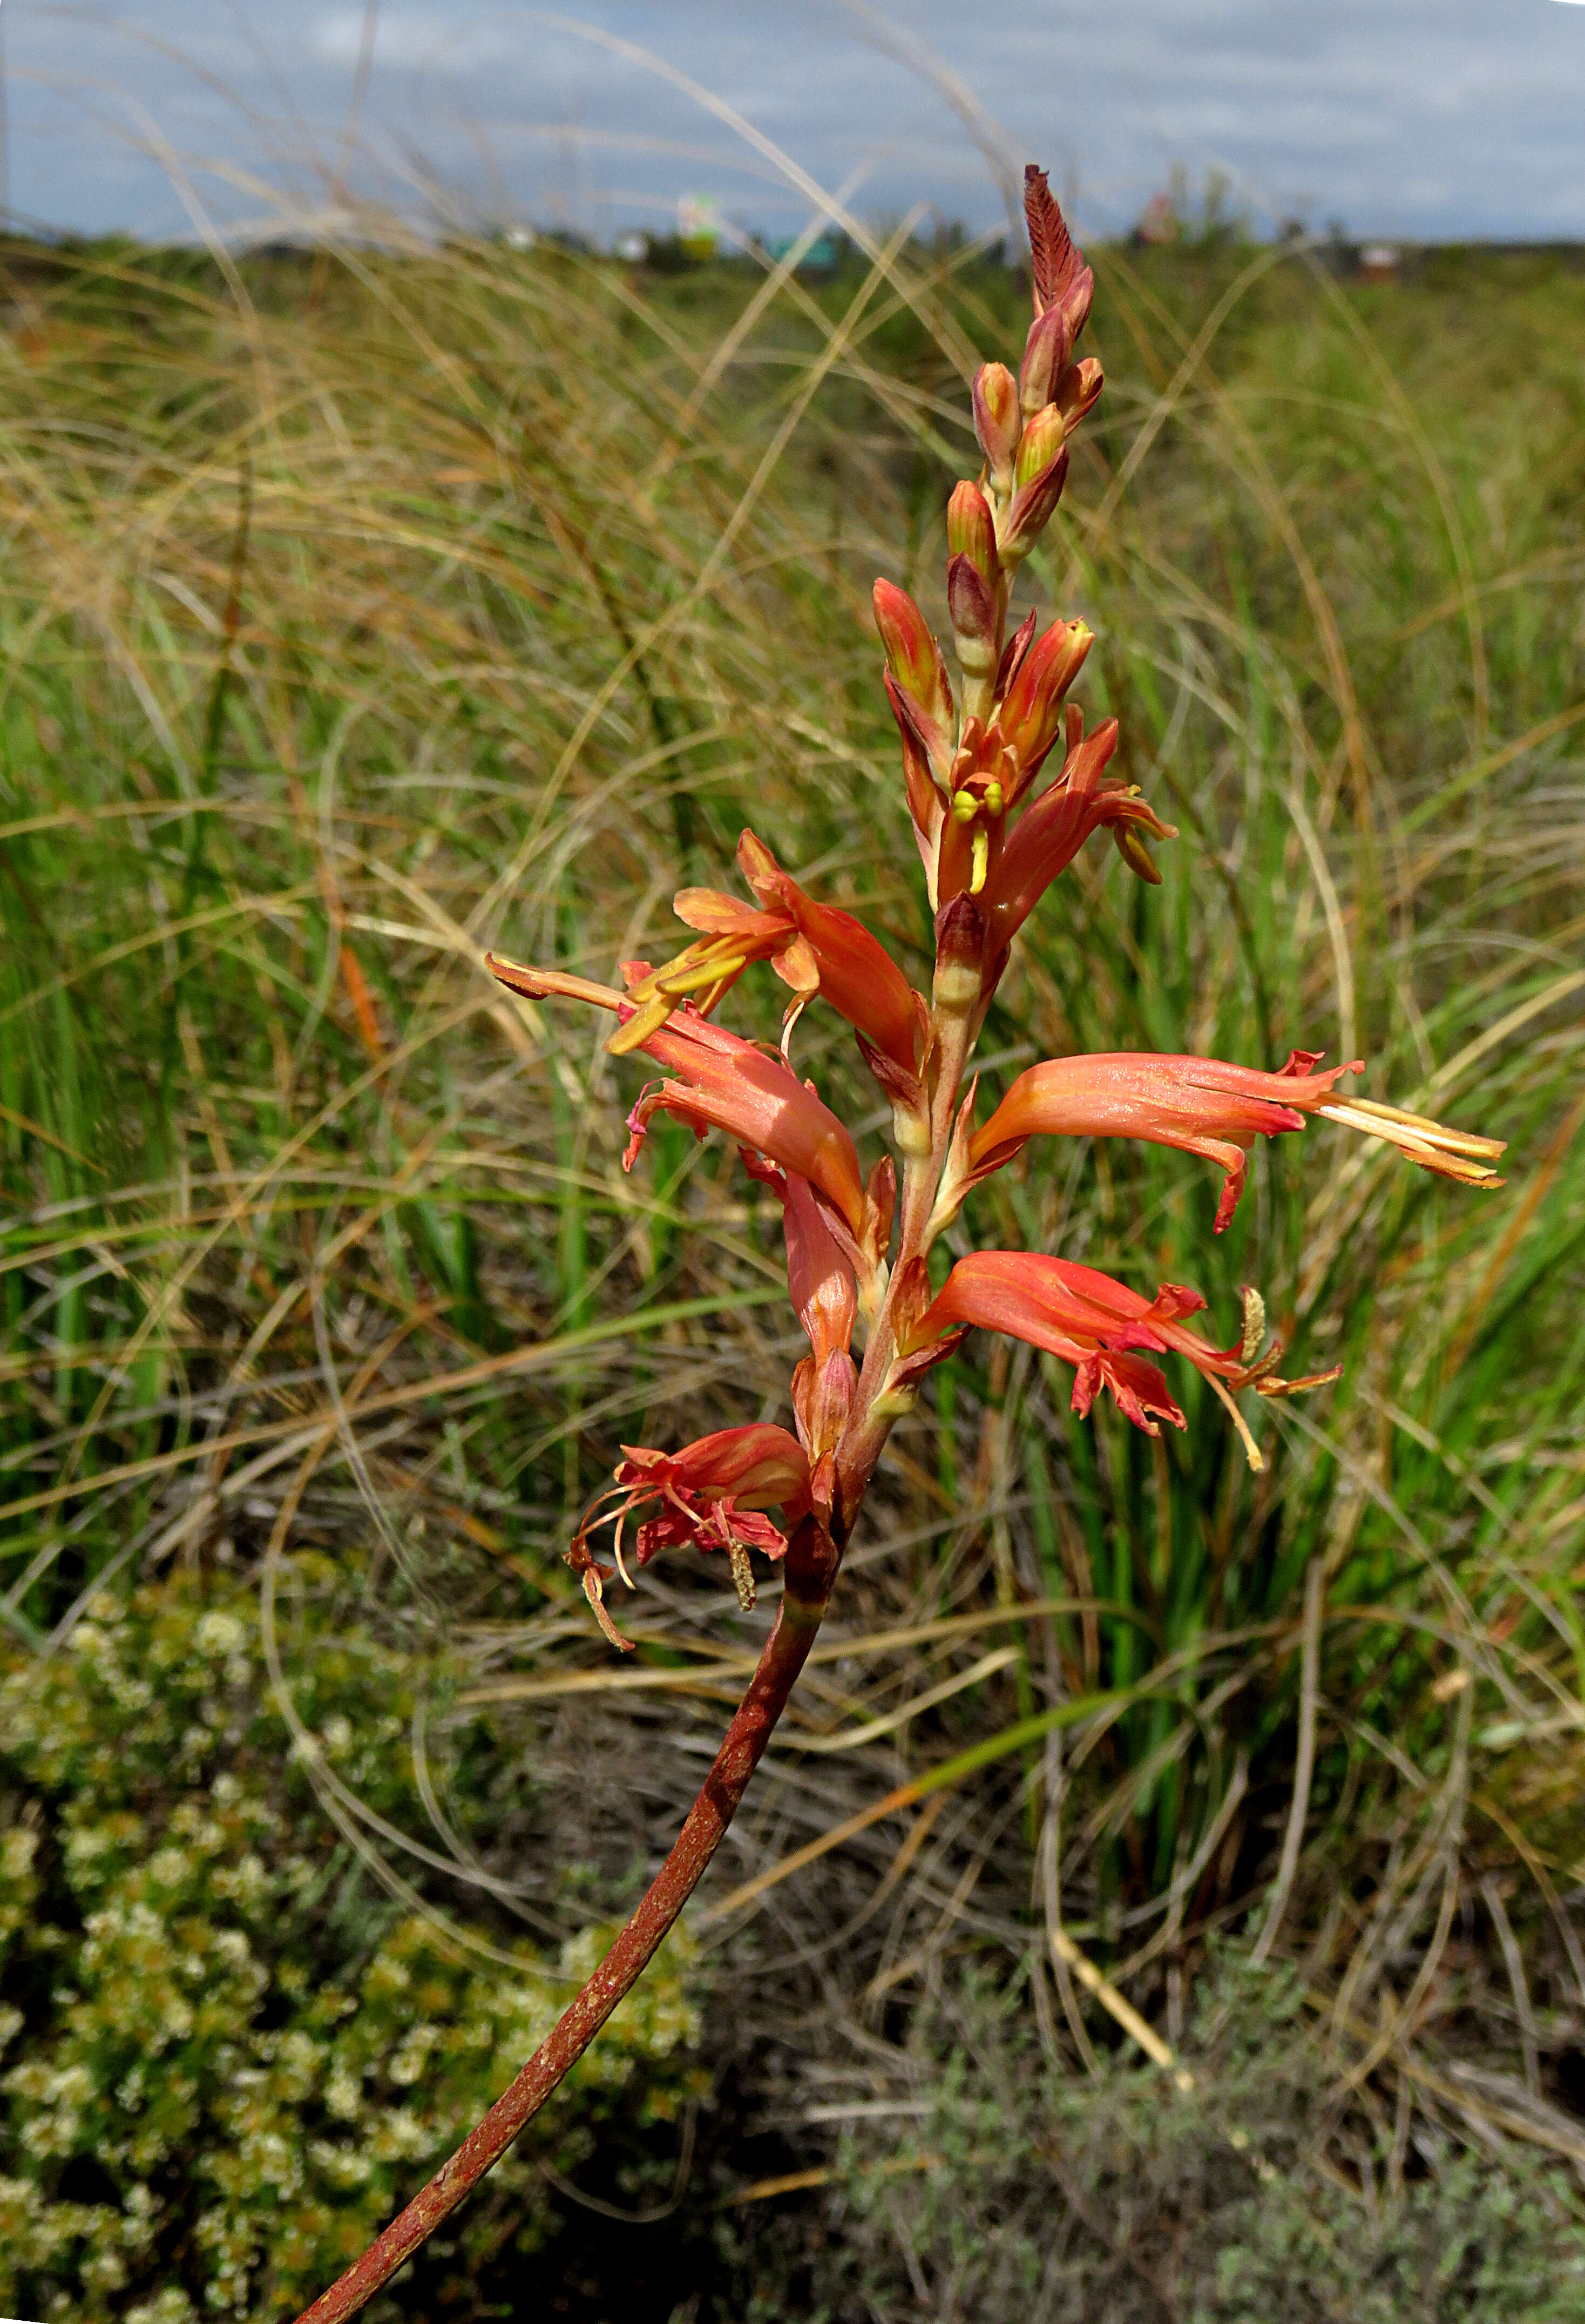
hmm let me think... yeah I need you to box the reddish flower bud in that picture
[1000,440,1070,562]
[995,608,1038,701]
[946,481,998,584]
[1056,356,1104,431]
[1019,302,1075,416]
[1015,404,1066,488]
[1025,165,1082,316]
[972,361,1021,486]
[996,618,1094,784]
[1059,265,1095,346]
[946,553,999,679]
[873,578,955,776]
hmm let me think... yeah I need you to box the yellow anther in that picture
[983,779,1004,816]
[951,788,978,825]
[659,953,745,997]
[970,825,989,895]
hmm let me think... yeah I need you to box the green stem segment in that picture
[290,1517,838,2324]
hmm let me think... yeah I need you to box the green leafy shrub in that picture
[0,1578,701,2321]
[789,1953,1585,2323]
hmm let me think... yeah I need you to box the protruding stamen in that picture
[983,779,1004,816]
[658,953,747,999]
[727,1542,757,1612]
[1317,1097,1506,1187]
[1239,1286,1266,1367]
[1205,1371,1264,1472]
[951,788,978,825]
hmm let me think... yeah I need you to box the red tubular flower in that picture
[624,1005,867,1236]
[918,1251,1235,1434]
[912,1251,1338,1468]
[981,715,1177,941]
[742,1157,857,1365]
[571,1424,813,1646]
[611,830,924,1074]
[740,1152,861,1471]
[485,954,867,1235]
[963,1050,1504,1232]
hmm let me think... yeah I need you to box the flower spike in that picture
[302,161,1520,2324]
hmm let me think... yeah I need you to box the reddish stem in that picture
[291,1515,839,2324]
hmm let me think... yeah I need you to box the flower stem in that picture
[290,1515,839,2324]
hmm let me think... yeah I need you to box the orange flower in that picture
[570,1424,812,1646]
[486,954,868,1235]
[913,1250,1338,1468]
[612,831,924,1072]
[962,1050,1505,1233]
[624,1005,867,1235]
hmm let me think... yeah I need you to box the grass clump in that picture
[781,1953,1585,2322]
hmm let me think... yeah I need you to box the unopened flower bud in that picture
[1058,265,1095,347]
[946,553,999,679]
[1015,404,1066,488]
[972,362,1021,487]
[1019,303,1075,416]
[999,410,1071,564]
[1055,356,1105,431]
[997,618,1094,778]
[946,481,998,584]
[873,579,953,726]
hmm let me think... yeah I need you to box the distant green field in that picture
[2,230,1583,2319]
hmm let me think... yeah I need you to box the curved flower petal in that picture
[624,1007,866,1235]
[968,1050,1361,1231]
[966,1050,1504,1232]
[915,1250,1337,1467]
[982,719,1175,943]
[614,1424,812,1517]
[570,1424,814,1645]
[736,832,925,1071]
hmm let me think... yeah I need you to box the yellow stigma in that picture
[970,825,990,895]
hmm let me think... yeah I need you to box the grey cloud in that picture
[4,0,1584,243]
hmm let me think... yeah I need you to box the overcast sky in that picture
[6,1,1585,246]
